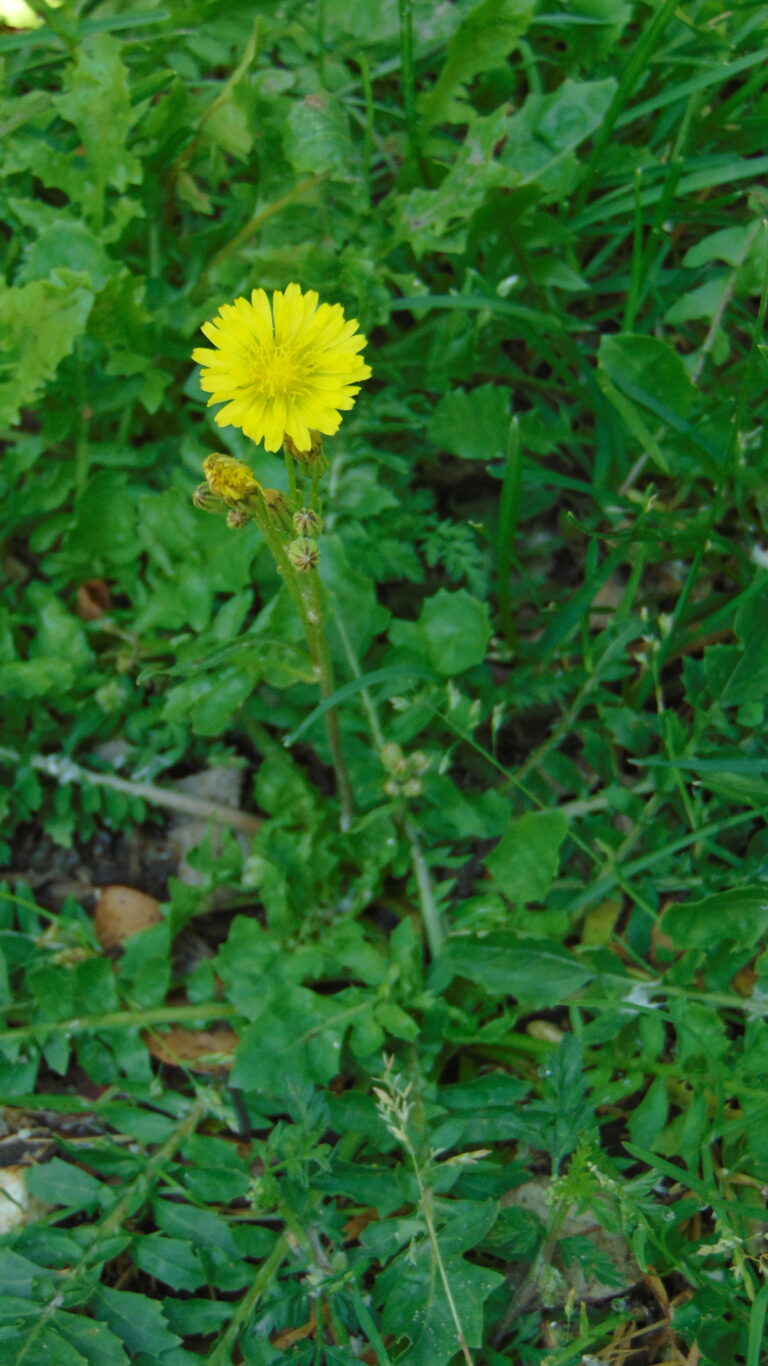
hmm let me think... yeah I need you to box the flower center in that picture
[254,342,309,399]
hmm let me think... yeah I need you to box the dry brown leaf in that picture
[143,1023,239,1074]
[94,885,163,949]
[76,579,111,621]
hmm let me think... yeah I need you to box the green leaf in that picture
[25,1157,104,1210]
[53,34,141,223]
[485,809,569,902]
[597,333,696,471]
[230,983,347,1094]
[391,588,491,676]
[422,0,534,128]
[17,221,116,290]
[88,1286,181,1358]
[0,273,93,429]
[377,1240,504,1366]
[53,1313,131,1366]
[204,100,252,161]
[132,1235,205,1292]
[283,92,356,179]
[661,888,768,950]
[428,385,510,461]
[434,934,592,1005]
[500,77,618,193]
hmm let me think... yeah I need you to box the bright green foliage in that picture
[2,0,768,1363]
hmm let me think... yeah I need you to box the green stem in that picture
[331,606,444,955]
[207,1233,292,1366]
[248,499,354,825]
[284,448,299,504]
[496,416,522,651]
[402,814,444,958]
[398,0,422,179]
[302,569,355,830]
[0,1001,239,1048]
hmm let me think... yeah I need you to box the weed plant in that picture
[2,1,768,1363]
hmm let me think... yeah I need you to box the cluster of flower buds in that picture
[286,507,323,572]
[380,743,431,799]
[193,454,326,565]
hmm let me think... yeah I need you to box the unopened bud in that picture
[226,507,250,529]
[401,778,423,798]
[192,482,222,512]
[262,488,293,529]
[380,743,404,774]
[202,454,262,504]
[287,536,320,571]
[293,507,323,537]
[283,430,328,472]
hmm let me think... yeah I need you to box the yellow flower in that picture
[202,453,262,503]
[192,283,372,453]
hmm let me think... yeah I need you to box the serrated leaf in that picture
[428,385,510,461]
[0,274,93,429]
[53,1312,130,1366]
[422,0,534,128]
[378,1240,503,1366]
[53,34,141,223]
[88,1286,181,1358]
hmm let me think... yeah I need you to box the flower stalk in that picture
[190,283,371,829]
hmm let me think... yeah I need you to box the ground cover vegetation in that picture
[1,0,768,1361]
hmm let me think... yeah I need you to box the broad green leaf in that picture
[17,221,115,290]
[434,934,592,1004]
[204,100,252,161]
[661,888,768,950]
[230,984,346,1093]
[501,77,617,193]
[0,273,93,429]
[428,385,510,461]
[53,1313,130,1366]
[390,588,490,675]
[283,92,356,179]
[485,809,569,902]
[598,333,695,421]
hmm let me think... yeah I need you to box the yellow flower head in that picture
[192,283,372,454]
[202,453,262,503]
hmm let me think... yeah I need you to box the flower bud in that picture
[262,488,294,529]
[226,507,250,529]
[287,536,320,571]
[293,507,323,537]
[380,742,404,774]
[283,430,328,472]
[192,482,223,512]
[202,454,262,504]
